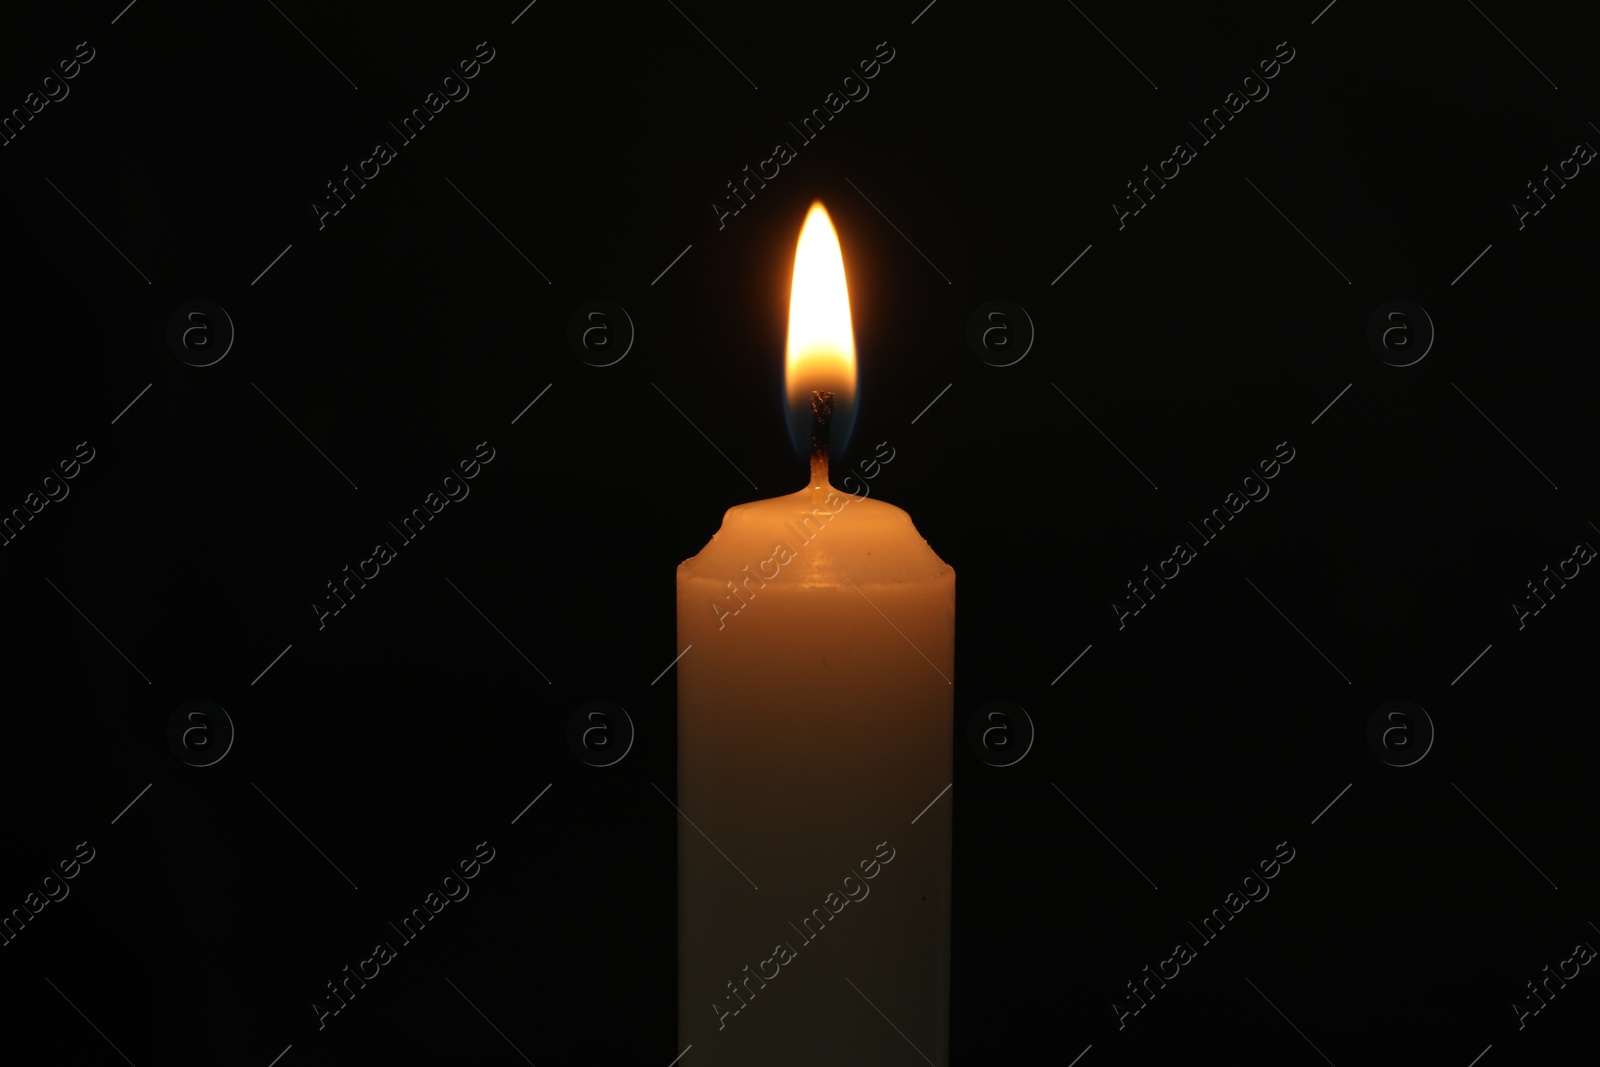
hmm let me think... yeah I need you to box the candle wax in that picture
[677,473,954,1065]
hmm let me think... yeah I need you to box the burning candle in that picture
[676,202,954,1065]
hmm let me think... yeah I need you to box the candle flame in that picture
[785,202,856,413]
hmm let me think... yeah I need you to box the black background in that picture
[2,1,1598,1064]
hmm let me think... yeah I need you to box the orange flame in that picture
[785,202,856,410]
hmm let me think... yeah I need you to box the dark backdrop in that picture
[2,1,1597,1064]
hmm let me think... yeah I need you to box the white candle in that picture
[676,203,954,1065]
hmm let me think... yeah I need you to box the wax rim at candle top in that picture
[785,201,857,458]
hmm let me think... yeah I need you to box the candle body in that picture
[677,481,953,1065]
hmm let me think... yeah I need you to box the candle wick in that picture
[809,389,834,490]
